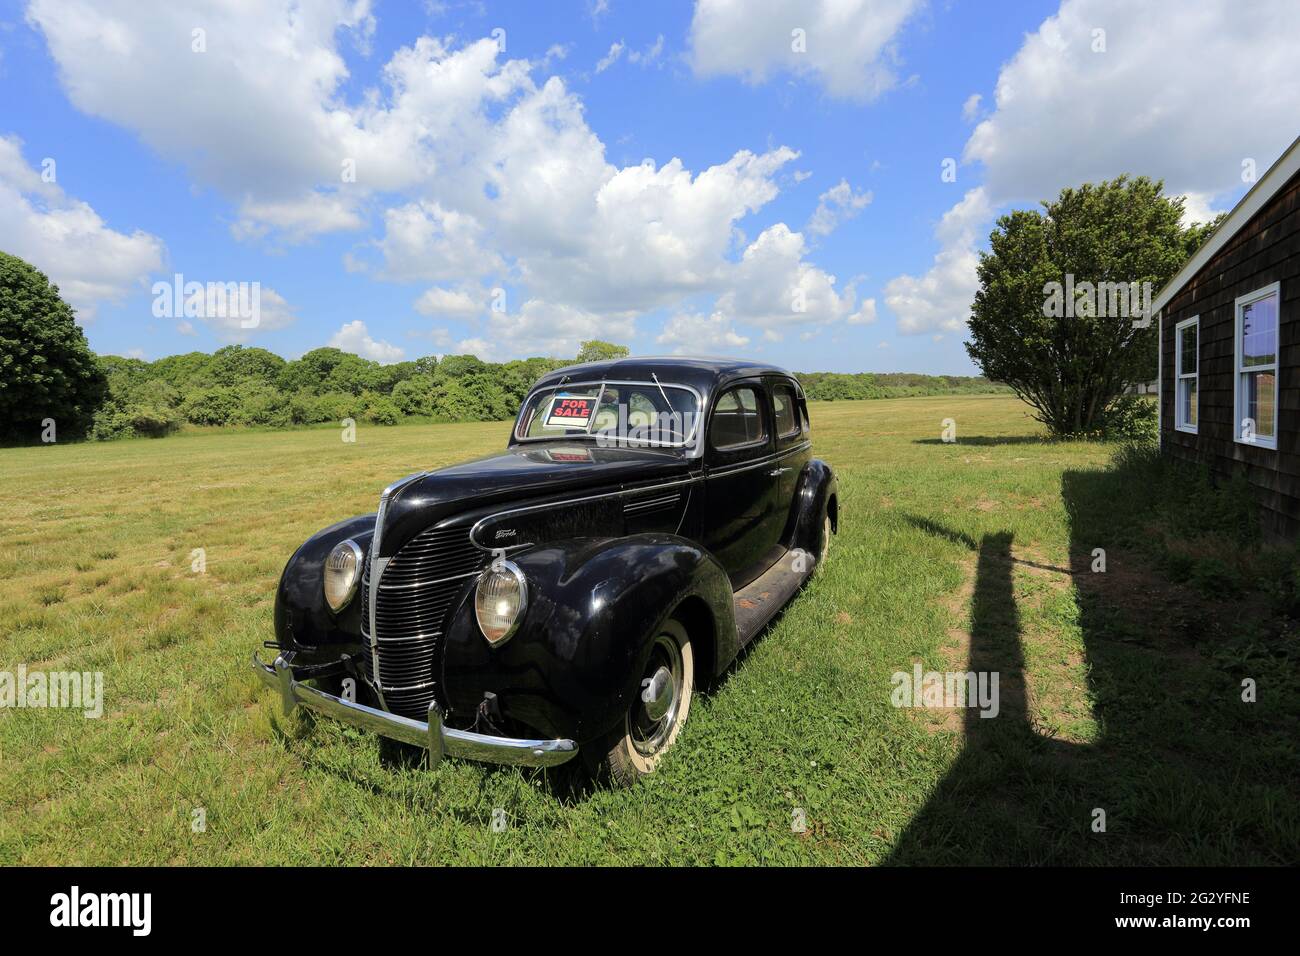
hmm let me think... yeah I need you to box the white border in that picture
[1232,282,1282,450]
[1174,315,1199,434]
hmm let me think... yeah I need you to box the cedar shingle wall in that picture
[1160,169,1300,538]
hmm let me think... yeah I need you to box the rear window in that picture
[773,385,799,437]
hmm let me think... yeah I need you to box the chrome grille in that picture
[366,524,487,719]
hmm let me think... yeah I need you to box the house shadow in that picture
[887,463,1296,864]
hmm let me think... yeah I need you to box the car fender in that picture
[785,458,838,558]
[440,533,736,744]
[273,513,375,660]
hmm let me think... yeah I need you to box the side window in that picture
[773,385,799,438]
[711,386,767,450]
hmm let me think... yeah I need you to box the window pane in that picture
[1178,378,1197,428]
[517,385,602,438]
[1241,293,1277,368]
[773,387,797,436]
[1179,324,1197,376]
[1244,370,1276,439]
[711,386,765,448]
[589,384,698,444]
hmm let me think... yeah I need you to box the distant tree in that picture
[381,360,419,392]
[232,382,290,426]
[437,354,486,379]
[0,251,108,442]
[180,386,241,426]
[149,351,211,388]
[392,375,436,417]
[277,347,348,394]
[325,353,387,395]
[361,393,401,425]
[966,176,1220,438]
[205,345,285,386]
[575,340,629,363]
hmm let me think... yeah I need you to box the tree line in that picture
[89,347,1003,441]
[0,248,1002,445]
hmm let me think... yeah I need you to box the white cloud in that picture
[231,193,364,243]
[884,187,991,335]
[963,0,1300,209]
[27,0,380,210]
[458,299,631,361]
[0,134,163,318]
[194,286,298,343]
[413,285,483,318]
[628,35,665,66]
[595,41,624,73]
[806,178,872,236]
[329,319,405,363]
[376,201,504,283]
[688,0,922,100]
[657,310,751,354]
[961,93,982,123]
[883,0,1300,339]
[28,5,871,356]
[505,143,802,313]
[847,297,877,325]
[717,223,876,329]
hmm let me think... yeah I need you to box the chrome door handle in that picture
[767,467,791,476]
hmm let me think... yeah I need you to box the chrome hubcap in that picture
[630,634,683,756]
[642,665,674,722]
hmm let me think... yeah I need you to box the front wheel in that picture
[601,618,694,787]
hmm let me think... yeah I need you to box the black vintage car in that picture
[253,357,837,784]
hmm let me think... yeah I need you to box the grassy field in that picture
[1,396,1295,865]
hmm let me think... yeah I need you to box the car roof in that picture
[532,356,796,395]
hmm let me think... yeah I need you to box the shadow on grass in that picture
[887,462,1300,864]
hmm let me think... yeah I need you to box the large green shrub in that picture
[181,386,241,426]
[0,251,108,442]
[392,376,436,417]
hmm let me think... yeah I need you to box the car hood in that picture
[378,442,693,555]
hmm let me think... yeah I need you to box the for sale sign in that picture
[545,394,597,428]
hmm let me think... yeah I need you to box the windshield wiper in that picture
[650,372,675,415]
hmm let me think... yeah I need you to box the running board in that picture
[733,549,811,645]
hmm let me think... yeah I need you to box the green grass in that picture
[0,396,1295,865]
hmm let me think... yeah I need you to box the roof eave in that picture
[1150,134,1300,316]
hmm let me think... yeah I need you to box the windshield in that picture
[515,381,700,448]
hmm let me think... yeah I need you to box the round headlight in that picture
[475,561,527,645]
[324,539,363,613]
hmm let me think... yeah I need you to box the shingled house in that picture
[1155,135,1300,537]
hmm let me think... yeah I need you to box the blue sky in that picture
[1,0,1296,374]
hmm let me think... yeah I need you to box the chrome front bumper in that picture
[251,653,579,768]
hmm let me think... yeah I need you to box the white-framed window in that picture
[1233,281,1281,449]
[1175,316,1199,433]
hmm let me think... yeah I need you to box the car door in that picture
[703,381,779,588]
[768,376,812,534]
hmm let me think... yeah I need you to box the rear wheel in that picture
[601,618,694,787]
[815,512,832,572]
